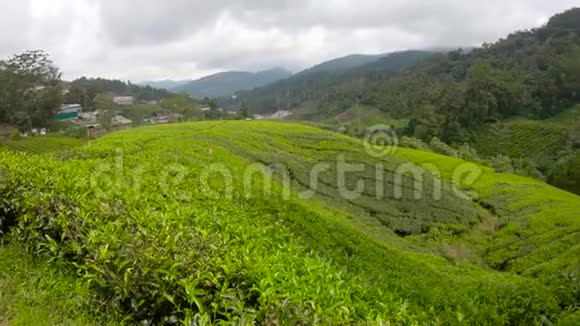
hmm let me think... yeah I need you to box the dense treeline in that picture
[398,8,580,143]
[65,77,172,108]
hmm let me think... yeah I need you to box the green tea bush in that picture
[63,125,89,139]
[9,129,20,141]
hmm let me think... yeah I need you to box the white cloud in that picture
[0,0,577,81]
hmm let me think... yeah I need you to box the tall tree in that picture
[160,94,200,120]
[95,94,115,131]
[239,102,250,119]
[0,50,63,129]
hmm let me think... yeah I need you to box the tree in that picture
[553,47,580,103]
[68,77,172,104]
[412,104,445,140]
[0,50,63,128]
[546,8,580,33]
[95,94,114,130]
[127,103,159,126]
[465,59,499,124]
[10,111,32,132]
[239,102,250,119]
[160,94,200,121]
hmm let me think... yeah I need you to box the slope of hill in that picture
[473,118,569,160]
[297,53,386,76]
[473,105,580,159]
[350,8,580,144]
[472,105,580,194]
[237,50,435,114]
[137,80,189,90]
[0,121,578,324]
[175,68,292,98]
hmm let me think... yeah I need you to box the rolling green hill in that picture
[0,121,578,324]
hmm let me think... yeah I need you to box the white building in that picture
[112,115,133,126]
[113,96,135,106]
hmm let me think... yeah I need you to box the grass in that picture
[0,243,121,325]
[0,120,578,324]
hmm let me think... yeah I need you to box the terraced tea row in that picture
[1,135,84,154]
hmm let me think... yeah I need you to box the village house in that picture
[113,96,135,106]
[56,104,82,121]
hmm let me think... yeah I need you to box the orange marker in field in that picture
[208,141,214,159]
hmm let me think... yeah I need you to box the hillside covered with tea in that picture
[1,121,578,324]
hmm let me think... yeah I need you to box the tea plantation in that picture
[0,135,84,154]
[472,105,580,160]
[0,121,578,325]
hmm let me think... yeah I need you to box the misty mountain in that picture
[298,53,387,76]
[138,80,190,90]
[236,50,436,113]
[174,68,292,98]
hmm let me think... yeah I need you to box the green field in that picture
[0,121,578,324]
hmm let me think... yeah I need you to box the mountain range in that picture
[234,50,437,114]
[139,51,435,100]
[141,68,292,99]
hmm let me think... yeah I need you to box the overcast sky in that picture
[0,0,577,81]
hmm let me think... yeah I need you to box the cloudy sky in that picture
[0,0,577,81]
